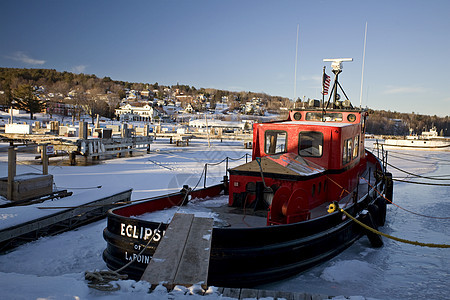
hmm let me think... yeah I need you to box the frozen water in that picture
[0,136,449,299]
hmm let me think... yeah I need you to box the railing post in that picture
[7,146,16,200]
[42,144,48,175]
[203,164,207,188]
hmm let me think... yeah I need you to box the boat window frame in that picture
[264,130,288,155]
[298,131,324,158]
[343,138,353,164]
[353,135,360,159]
[305,112,343,122]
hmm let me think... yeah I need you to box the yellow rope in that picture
[339,208,450,248]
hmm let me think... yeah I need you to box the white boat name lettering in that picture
[120,223,165,241]
[124,251,151,264]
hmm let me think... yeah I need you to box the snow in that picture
[0,131,449,299]
[0,186,131,229]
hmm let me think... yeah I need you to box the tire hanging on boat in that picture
[375,197,387,226]
[360,211,383,248]
[368,204,382,228]
[384,172,393,203]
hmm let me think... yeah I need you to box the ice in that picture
[1,131,449,299]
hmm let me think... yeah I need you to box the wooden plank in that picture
[221,287,241,298]
[291,292,309,300]
[173,216,213,288]
[140,213,194,286]
[239,288,259,299]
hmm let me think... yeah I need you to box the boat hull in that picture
[102,179,385,287]
[377,138,450,151]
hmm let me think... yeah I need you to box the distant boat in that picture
[376,127,450,151]
[102,58,393,287]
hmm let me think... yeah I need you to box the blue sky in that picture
[1,0,449,116]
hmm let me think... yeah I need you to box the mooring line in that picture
[387,161,450,180]
[340,208,450,248]
[361,176,450,219]
[392,178,450,186]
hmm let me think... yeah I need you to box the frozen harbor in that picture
[0,138,449,299]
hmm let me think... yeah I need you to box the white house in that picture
[115,103,156,122]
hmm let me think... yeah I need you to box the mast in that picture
[293,24,300,102]
[359,22,368,109]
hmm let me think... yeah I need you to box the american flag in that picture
[322,72,331,95]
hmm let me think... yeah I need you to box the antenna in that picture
[323,58,353,73]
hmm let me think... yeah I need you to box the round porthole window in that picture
[347,114,356,122]
[293,112,302,120]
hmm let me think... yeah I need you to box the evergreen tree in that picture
[13,84,46,119]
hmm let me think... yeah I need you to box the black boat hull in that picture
[102,179,385,287]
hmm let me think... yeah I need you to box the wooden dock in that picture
[0,187,132,250]
[141,213,213,289]
[217,287,330,300]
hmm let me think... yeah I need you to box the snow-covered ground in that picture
[0,135,449,299]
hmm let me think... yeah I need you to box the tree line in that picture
[0,67,448,136]
[366,109,449,136]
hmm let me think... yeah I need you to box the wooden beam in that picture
[140,213,213,289]
[141,213,194,286]
[173,216,213,288]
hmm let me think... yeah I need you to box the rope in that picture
[388,152,450,165]
[56,185,102,190]
[86,190,191,291]
[392,178,450,186]
[84,270,128,291]
[192,165,206,191]
[360,176,450,219]
[339,208,450,248]
[205,157,228,166]
[227,153,249,161]
[387,161,450,180]
[255,157,268,189]
[389,150,450,163]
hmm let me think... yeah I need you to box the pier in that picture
[0,187,132,250]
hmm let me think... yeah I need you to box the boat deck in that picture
[136,162,378,229]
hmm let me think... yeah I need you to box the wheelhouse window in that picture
[299,131,323,157]
[265,130,287,155]
[305,112,343,122]
[343,138,353,164]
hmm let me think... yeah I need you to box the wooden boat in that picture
[102,58,393,287]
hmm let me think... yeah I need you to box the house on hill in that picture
[115,103,157,122]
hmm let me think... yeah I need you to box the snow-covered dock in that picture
[0,187,132,249]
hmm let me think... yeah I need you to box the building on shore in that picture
[115,103,157,122]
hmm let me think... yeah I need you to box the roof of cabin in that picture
[230,152,325,178]
[262,121,352,128]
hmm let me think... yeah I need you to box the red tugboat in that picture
[102,58,393,287]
